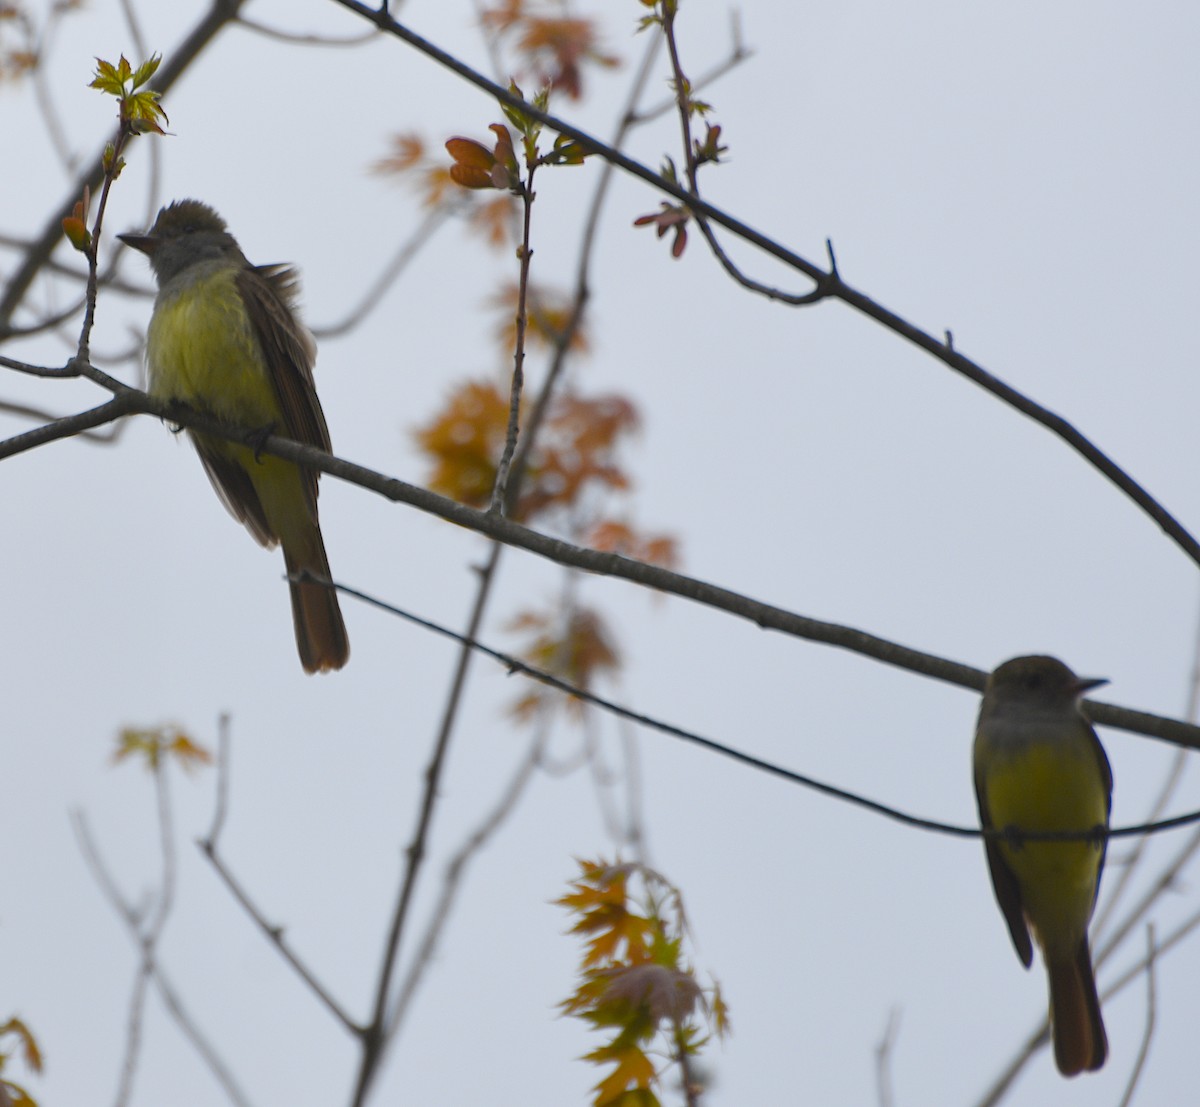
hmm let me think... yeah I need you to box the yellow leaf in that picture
[594,1045,656,1105]
[112,725,211,773]
[0,1017,42,1073]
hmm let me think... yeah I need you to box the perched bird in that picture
[120,200,349,672]
[973,654,1111,1075]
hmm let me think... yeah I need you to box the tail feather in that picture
[1047,939,1107,1076]
[283,535,349,673]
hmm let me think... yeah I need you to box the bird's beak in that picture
[117,231,158,256]
[1075,676,1109,695]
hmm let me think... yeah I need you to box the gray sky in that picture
[3,1,1200,1104]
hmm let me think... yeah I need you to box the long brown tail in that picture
[283,531,349,673]
[1046,938,1107,1076]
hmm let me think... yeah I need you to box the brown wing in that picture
[1084,718,1114,908]
[192,437,275,548]
[973,758,1035,968]
[235,264,331,517]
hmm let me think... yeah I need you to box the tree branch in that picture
[4,382,1197,751]
[324,0,1200,573]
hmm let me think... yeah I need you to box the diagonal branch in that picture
[3,383,1197,751]
[199,720,360,1036]
[323,0,1200,573]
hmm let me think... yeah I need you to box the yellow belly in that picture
[983,739,1107,955]
[145,264,280,426]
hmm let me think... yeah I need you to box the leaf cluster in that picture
[445,82,590,199]
[558,860,728,1107]
[414,380,645,525]
[89,53,167,136]
[480,0,619,101]
[507,605,618,721]
[413,349,674,722]
[112,725,213,774]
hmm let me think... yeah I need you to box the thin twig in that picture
[1095,825,1200,969]
[383,734,544,1039]
[875,1009,900,1107]
[468,0,506,82]
[0,397,124,442]
[660,4,820,307]
[147,964,255,1107]
[236,14,378,45]
[117,0,150,62]
[199,710,356,1033]
[1115,926,1157,1107]
[113,968,150,1107]
[1104,904,1200,997]
[488,167,536,514]
[73,810,255,1107]
[675,1023,700,1107]
[199,838,360,1035]
[617,715,648,862]
[207,713,233,849]
[1094,603,1200,938]
[348,538,505,1105]
[30,3,78,174]
[628,14,751,125]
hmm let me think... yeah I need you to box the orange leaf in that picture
[469,194,518,248]
[371,132,425,176]
[586,521,679,570]
[445,136,495,171]
[446,136,499,189]
[413,380,510,508]
[489,122,518,174]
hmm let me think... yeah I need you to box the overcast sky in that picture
[3,1,1200,1104]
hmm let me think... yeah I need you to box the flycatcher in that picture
[120,200,349,673]
[973,655,1111,1075]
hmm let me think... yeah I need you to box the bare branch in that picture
[236,15,379,46]
[488,167,535,514]
[197,718,360,1036]
[73,810,256,1107]
[348,538,505,1104]
[1094,602,1200,938]
[383,734,543,1040]
[1115,927,1158,1107]
[875,1009,900,1107]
